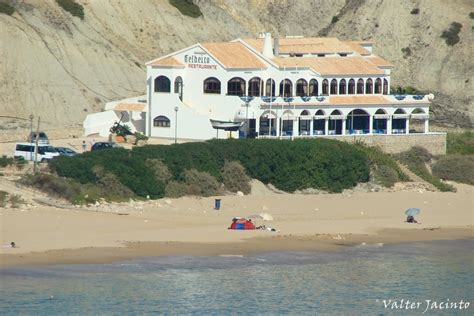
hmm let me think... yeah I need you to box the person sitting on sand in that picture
[10,242,16,248]
[406,215,419,224]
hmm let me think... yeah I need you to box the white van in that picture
[14,143,60,162]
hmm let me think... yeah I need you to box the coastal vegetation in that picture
[432,155,474,185]
[0,1,15,16]
[355,144,409,188]
[440,22,462,46]
[56,0,84,20]
[46,139,370,203]
[169,0,202,18]
[446,131,474,155]
[397,147,455,192]
[0,190,25,208]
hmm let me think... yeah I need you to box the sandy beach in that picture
[0,182,472,267]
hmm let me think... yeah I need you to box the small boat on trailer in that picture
[209,119,244,131]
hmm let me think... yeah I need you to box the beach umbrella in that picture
[405,208,421,216]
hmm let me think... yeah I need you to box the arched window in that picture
[357,78,364,94]
[322,79,329,95]
[365,78,373,94]
[203,77,221,94]
[265,79,276,96]
[394,108,406,114]
[375,109,387,114]
[348,79,355,94]
[330,109,342,116]
[248,77,262,96]
[412,108,425,114]
[279,79,293,97]
[309,79,318,96]
[383,78,388,95]
[154,76,171,92]
[374,78,382,94]
[339,79,346,94]
[296,79,308,96]
[227,77,246,96]
[174,77,183,94]
[153,115,170,127]
[330,79,338,95]
[315,109,326,116]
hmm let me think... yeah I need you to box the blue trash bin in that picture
[214,199,221,210]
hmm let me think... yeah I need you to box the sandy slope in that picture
[0,182,472,266]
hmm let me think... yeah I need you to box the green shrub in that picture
[52,139,371,196]
[20,173,82,202]
[184,169,220,197]
[432,155,474,185]
[398,147,455,192]
[146,159,172,183]
[0,190,7,207]
[469,12,474,19]
[56,0,84,20]
[331,16,339,23]
[355,144,409,184]
[92,166,134,201]
[9,194,25,208]
[441,22,462,46]
[165,181,187,198]
[169,0,202,18]
[0,2,14,16]
[410,8,420,15]
[221,160,251,194]
[373,165,400,187]
[447,132,474,155]
[0,155,14,167]
[401,47,411,58]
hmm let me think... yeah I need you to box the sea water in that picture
[0,240,472,315]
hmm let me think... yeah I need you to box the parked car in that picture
[14,143,60,162]
[91,142,122,151]
[27,132,49,144]
[54,147,78,157]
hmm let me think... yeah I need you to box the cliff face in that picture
[0,0,472,129]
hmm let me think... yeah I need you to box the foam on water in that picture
[0,239,472,315]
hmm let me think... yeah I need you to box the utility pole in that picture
[29,115,33,142]
[33,116,40,173]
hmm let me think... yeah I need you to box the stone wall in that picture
[316,133,447,155]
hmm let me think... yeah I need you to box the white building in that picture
[85,33,433,141]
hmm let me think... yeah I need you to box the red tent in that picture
[228,217,255,230]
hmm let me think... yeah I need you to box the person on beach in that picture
[406,215,420,224]
[10,241,16,248]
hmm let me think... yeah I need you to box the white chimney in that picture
[262,32,274,58]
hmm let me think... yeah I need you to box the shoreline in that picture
[1,227,472,268]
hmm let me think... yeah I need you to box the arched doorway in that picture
[279,79,293,97]
[392,108,408,134]
[227,77,246,96]
[409,108,428,133]
[322,79,329,95]
[330,79,338,95]
[248,77,262,96]
[383,78,389,95]
[339,79,346,94]
[313,110,326,135]
[309,79,318,96]
[265,79,276,96]
[299,110,311,135]
[259,110,277,136]
[348,79,355,94]
[174,76,183,100]
[281,110,295,136]
[365,79,373,94]
[373,109,389,134]
[329,110,344,135]
[296,79,308,96]
[374,78,382,94]
[346,109,370,134]
[357,78,364,94]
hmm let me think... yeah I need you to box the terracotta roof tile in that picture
[202,42,266,69]
[344,41,371,55]
[244,37,356,54]
[147,56,184,67]
[114,103,146,112]
[271,56,385,75]
[365,55,394,67]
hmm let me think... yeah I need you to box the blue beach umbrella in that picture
[405,208,421,216]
